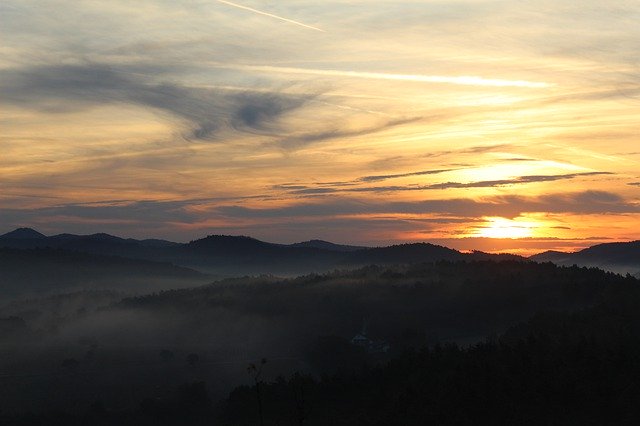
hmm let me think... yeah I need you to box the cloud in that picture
[214,190,639,219]
[357,168,457,183]
[276,171,613,195]
[224,65,552,88]
[277,117,419,149]
[417,144,516,160]
[0,63,310,140]
[271,167,456,193]
[422,171,613,190]
[1,190,637,244]
[628,182,640,187]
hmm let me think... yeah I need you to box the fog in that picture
[1,260,628,417]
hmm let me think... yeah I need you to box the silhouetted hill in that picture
[530,240,640,275]
[530,250,571,263]
[290,240,365,252]
[0,229,485,275]
[4,227,608,277]
[343,242,465,265]
[0,247,210,298]
[577,240,640,264]
[0,227,46,239]
[186,234,279,253]
[221,272,640,426]
[180,236,527,274]
[137,238,180,247]
[118,260,615,347]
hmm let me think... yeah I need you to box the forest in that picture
[1,260,639,424]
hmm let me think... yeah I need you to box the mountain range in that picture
[1,228,638,286]
[530,241,640,276]
[0,227,501,275]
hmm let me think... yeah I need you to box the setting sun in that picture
[475,217,538,239]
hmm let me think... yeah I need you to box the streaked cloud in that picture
[275,171,613,195]
[213,190,639,220]
[218,64,552,88]
[0,63,311,140]
[357,168,458,183]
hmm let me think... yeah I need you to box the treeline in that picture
[1,261,639,424]
[117,260,627,351]
[221,278,640,425]
[4,272,640,425]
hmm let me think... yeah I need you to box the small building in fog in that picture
[351,333,373,348]
[351,321,390,354]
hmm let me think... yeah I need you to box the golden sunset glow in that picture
[475,217,538,239]
[1,0,639,254]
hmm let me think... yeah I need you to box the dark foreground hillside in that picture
[1,261,639,425]
[222,301,640,426]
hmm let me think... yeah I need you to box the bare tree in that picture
[247,358,267,426]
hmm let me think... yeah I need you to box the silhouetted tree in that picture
[248,358,268,426]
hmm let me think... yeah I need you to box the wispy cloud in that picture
[277,171,614,195]
[277,117,420,149]
[357,168,458,183]
[0,63,311,140]
[222,65,552,88]
[214,190,639,220]
[423,172,613,190]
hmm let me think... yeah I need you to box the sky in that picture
[1,0,639,255]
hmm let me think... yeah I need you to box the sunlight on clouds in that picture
[0,0,639,248]
[453,160,592,186]
[219,64,553,88]
[474,217,539,239]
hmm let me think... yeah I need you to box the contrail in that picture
[222,64,552,89]
[215,0,324,32]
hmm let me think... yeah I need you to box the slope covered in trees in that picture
[0,247,209,298]
[1,260,638,425]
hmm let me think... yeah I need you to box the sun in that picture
[475,217,538,239]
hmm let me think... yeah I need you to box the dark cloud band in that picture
[0,63,310,140]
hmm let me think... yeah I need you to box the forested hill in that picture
[0,247,209,298]
[2,261,638,425]
[0,228,527,275]
[530,240,640,276]
[223,275,640,426]
[2,229,638,277]
[116,260,623,346]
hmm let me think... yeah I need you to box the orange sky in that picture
[1,1,639,255]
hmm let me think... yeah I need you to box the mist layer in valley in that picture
[1,260,632,415]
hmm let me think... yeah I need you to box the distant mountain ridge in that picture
[289,239,365,252]
[2,227,638,277]
[530,240,640,276]
[0,228,519,270]
[1,227,46,239]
